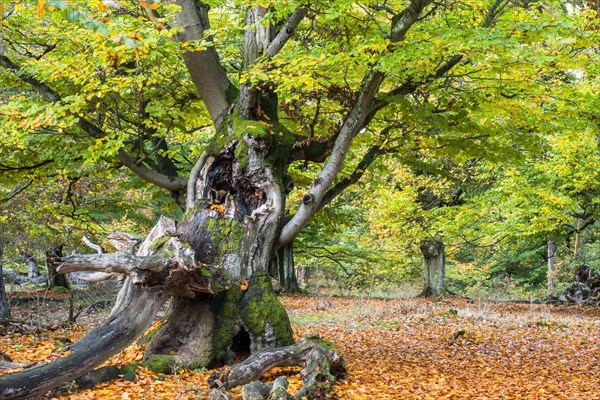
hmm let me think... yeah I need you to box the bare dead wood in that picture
[0,349,19,370]
[0,216,195,398]
[0,285,169,399]
[559,264,600,305]
[208,335,345,400]
[106,232,141,252]
[82,236,103,254]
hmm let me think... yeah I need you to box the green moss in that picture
[137,326,161,345]
[148,235,170,251]
[142,354,183,375]
[212,287,243,363]
[118,364,139,376]
[240,272,294,344]
[203,217,245,262]
[205,111,295,174]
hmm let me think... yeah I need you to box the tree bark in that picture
[572,217,584,267]
[45,245,69,289]
[547,239,557,295]
[21,252,39,279]
[419,238,446,297]
[269,242,298,292]
[0,238,10,320]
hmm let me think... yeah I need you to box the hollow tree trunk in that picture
[45,245,69,289]
[0,238,10,320]
[547,239,557,295]
[419,237,446,297]
[143,114,295,369]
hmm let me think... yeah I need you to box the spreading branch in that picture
[0,55,187,191]
[277,70,385,247]
[265,7,308,58]
[278,0,432,247]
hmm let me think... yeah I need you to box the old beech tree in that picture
[0,0,592,398]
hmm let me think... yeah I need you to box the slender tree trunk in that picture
[573,217,585,268]
[0,238,10,320]
[22,252,39,279]
[46,245,69,289]
[270,241,298,292]
[547,239,557,295]
[419,238,446,297]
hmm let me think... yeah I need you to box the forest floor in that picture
[1,291,599,399]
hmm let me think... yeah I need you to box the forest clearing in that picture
[1,292,599,399]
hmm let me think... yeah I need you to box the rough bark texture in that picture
[419,238,446,297]
[145,116,295,367]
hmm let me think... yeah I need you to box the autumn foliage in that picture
[1,292,598,399]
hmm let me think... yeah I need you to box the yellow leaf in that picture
[37,0,44,18]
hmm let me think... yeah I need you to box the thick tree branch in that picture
[277,70,385,247]
[278,0,432,247]
[186,150,209,210]
[116,149,187,191]
[390,0,433,42]
[318,144,398,211]
[164,0,233,128]
[265,7,308,58]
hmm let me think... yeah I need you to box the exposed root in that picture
[209,335,345,400]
